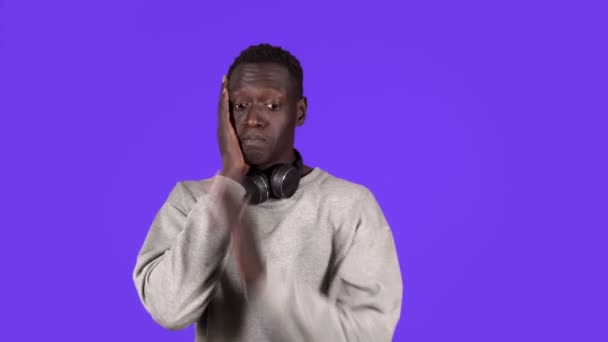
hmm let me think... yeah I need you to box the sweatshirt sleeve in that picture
[248,188,403,341]
[132,175,247,330]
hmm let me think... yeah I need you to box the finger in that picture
[222,87,231,130]
[218,77,229,128]
[219,74,229,112]
[219,75,227,98]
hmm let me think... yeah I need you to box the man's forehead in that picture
[232,62,289,76]
[229,63,291,91]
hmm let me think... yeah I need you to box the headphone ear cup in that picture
[270,164,301,199]
[244,169,270,205]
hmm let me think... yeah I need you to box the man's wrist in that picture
[245,268,265,292]
[220,167,247,184]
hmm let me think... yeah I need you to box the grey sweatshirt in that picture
[133,167,403,341]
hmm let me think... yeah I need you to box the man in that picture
[133,43,403,341]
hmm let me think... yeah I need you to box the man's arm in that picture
[247,188,403,341]
[132,175,247,330]
[133,74,251,330]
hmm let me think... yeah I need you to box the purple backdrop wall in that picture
[2,0,607,341]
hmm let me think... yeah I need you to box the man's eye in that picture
[234,103,247,111]
[265,103,279,110]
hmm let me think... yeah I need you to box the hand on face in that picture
[217,75,250,183]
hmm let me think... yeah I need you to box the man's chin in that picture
[244,149,270,168]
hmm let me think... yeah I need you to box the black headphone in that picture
[243,149,304,205]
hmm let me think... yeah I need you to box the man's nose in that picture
[244,104,264,127]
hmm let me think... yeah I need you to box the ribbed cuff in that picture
[209,173,247,200]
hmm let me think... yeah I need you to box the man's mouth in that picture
[241,133,267,146]
[241,134,266,142]
[240,135,267,150]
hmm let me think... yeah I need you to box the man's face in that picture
[228,63,305,170]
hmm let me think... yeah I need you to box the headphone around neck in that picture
[243,149,304,205]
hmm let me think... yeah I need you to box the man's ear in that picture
[296,96,307,126]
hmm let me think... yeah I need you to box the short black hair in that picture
[227,43,304,99]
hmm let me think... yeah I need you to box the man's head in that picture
[227,43,307,170]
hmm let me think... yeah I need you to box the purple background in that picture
[2,0,607,341]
